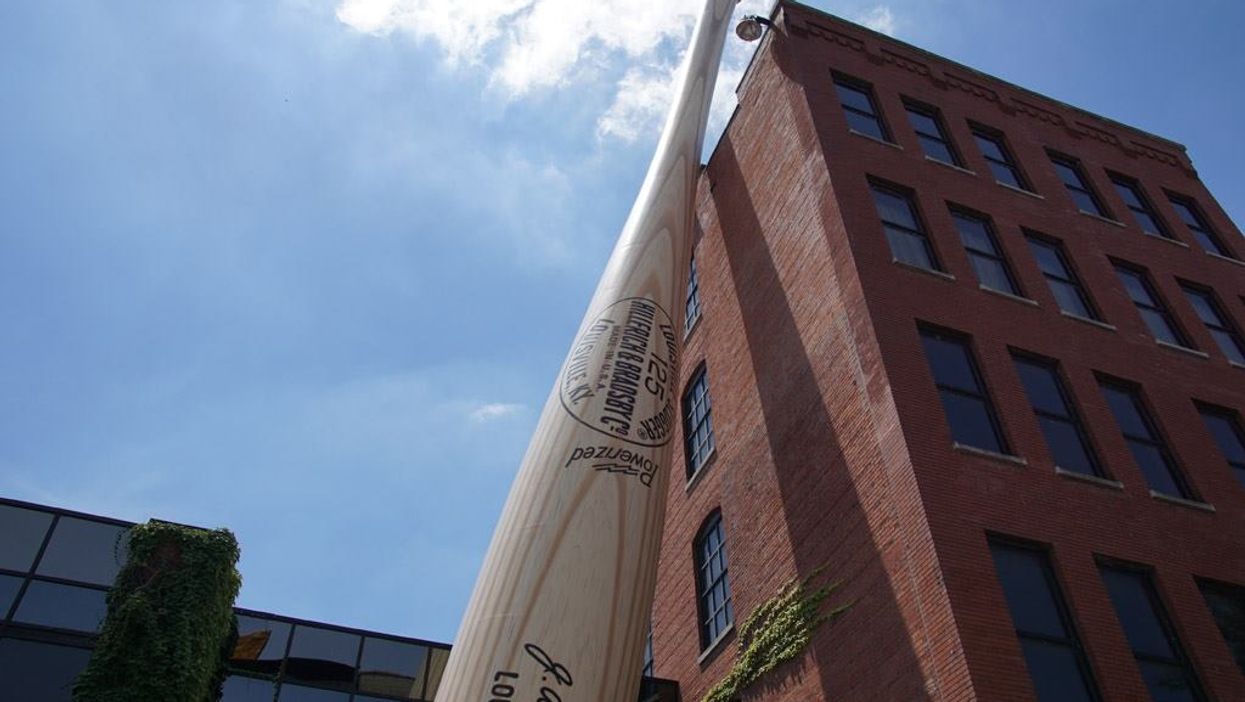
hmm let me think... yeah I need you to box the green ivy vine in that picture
[702,567,852,702]
[74,520,242,702]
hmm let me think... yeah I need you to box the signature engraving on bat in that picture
[487,644,574,702]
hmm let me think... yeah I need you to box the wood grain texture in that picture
[437,3,737,701]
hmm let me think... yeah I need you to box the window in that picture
[232,615,293,676]
[871,184,940,271]
[1182,285,1245,364]
[641,630,654,678]
[357,637,429,699]
[694,512,733,648]
[1099,380,1192,499]
[972,125,1028,190]
[685,255,702,331]
[12,581,108,632]
[1027,236,1099,320]
[952,209,1020,295]
[1198,405,1245,489]
[904,101,960,165]
[1098,564,1205,701]
[682,365,716,477]
[278,684,351,701]
[1197,579,1245,676]
[1012,355,1101,476]
[284,625,362,690]
[423,648,449,700]
[989,540,1099,702]
[0,504,53,572]
[1114,265,1191,348]
[35,517,129,586]
[0,573,22,614]
[919,326,1008,453]
[1168,195,1232,258]
[0,638,93,702]
[1050,153,1108,217]
[1111,176,1170,238]
[220,676,278,702]
[834,75,889,141]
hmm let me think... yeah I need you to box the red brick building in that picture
[651,3,1245,700]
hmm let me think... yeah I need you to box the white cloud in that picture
[469,402,525,422]
[851,6,896,36]
[337,0,775,142]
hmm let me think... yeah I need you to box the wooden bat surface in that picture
[437,2,737,701]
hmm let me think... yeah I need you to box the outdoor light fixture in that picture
[735,14,773,42]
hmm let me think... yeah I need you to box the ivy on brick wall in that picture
[702,567,851,702]
[74,521,241,702]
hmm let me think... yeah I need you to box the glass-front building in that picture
[0,496,680,702]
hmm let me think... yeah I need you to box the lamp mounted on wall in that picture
[735,14,774,42]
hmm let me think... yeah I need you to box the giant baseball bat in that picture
[437,2,739,700]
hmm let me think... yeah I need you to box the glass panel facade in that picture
[424,648,449,700]
[285,625,361,690]
[358,637,428,699]
[0,639,93,702]
[35,517,129,586]
[232,615,293,676]
[0,505,53,573]
[278,683,352,701]
[13,581,108,632]
[222,675,279,702]
[1,573,23,616]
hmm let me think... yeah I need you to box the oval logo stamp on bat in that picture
[559,297,679,447]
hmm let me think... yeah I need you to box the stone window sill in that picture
[1143,232,1189,249]
[1149,490,1215,513]
[953,443,1027,467]
[1230,361,1245,371]
[1078,210,1127,228]
[1055,466,1123,491]
[980,285,1039,307]
[893,259,955,281]
[685,448,717,494]
[996,181,1043,200]
[848,129,902,150]
[925,155,976,176]
[1156,339,1209,360]
[698,624,735,666]
[1060,310,1115,331]
[1206,250,1245,268]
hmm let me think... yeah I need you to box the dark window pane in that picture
[1134,211,1165,236]
[1137,659,1198,702]
[1117,269,1151,305]
[886,226,935,269]
[1014,361,1065,416]
[1114,181,1144,208]
[1201,412,1245,464]
[990,546,1068,639]
[0,505,54,572]
[13,581,107,632]
[684,256,701,329]
[971,256,1016,294]
[222,675,278,702]
[919,136,957,164]
[987,161,1021,188]
[358,638,428,699]
[1127,443,1182,497]
[424,648,449,700]
[974,134,1005,161]
[35,518,129,586]
[0,573,22,616]
[845,110,885,140]
[1100,569,1176,659]
[1101,385,1149,437]
[871,187,918,229]
[1191,229,1227,257]
[954,215,995,252]
[1052,160,1081,187]
[1069,189,1100,215]
[1139,309,1181,345]
[1197,580,1245,677]
[920,334,978,391]
[0,639,93,702]
[1051,281,1093,318]
[232,615,292,676]
[1211,330,1245,364]
[278,684,351,701]
[285,626,361,690]
[1038,417,1096,474]
[1183,291,1219,326]
[834,82,873,113]
[906,109,939,135]
[939,392,1004,452]
[1020,638,1095,702]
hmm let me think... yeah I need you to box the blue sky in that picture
[2,0,1242,643]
